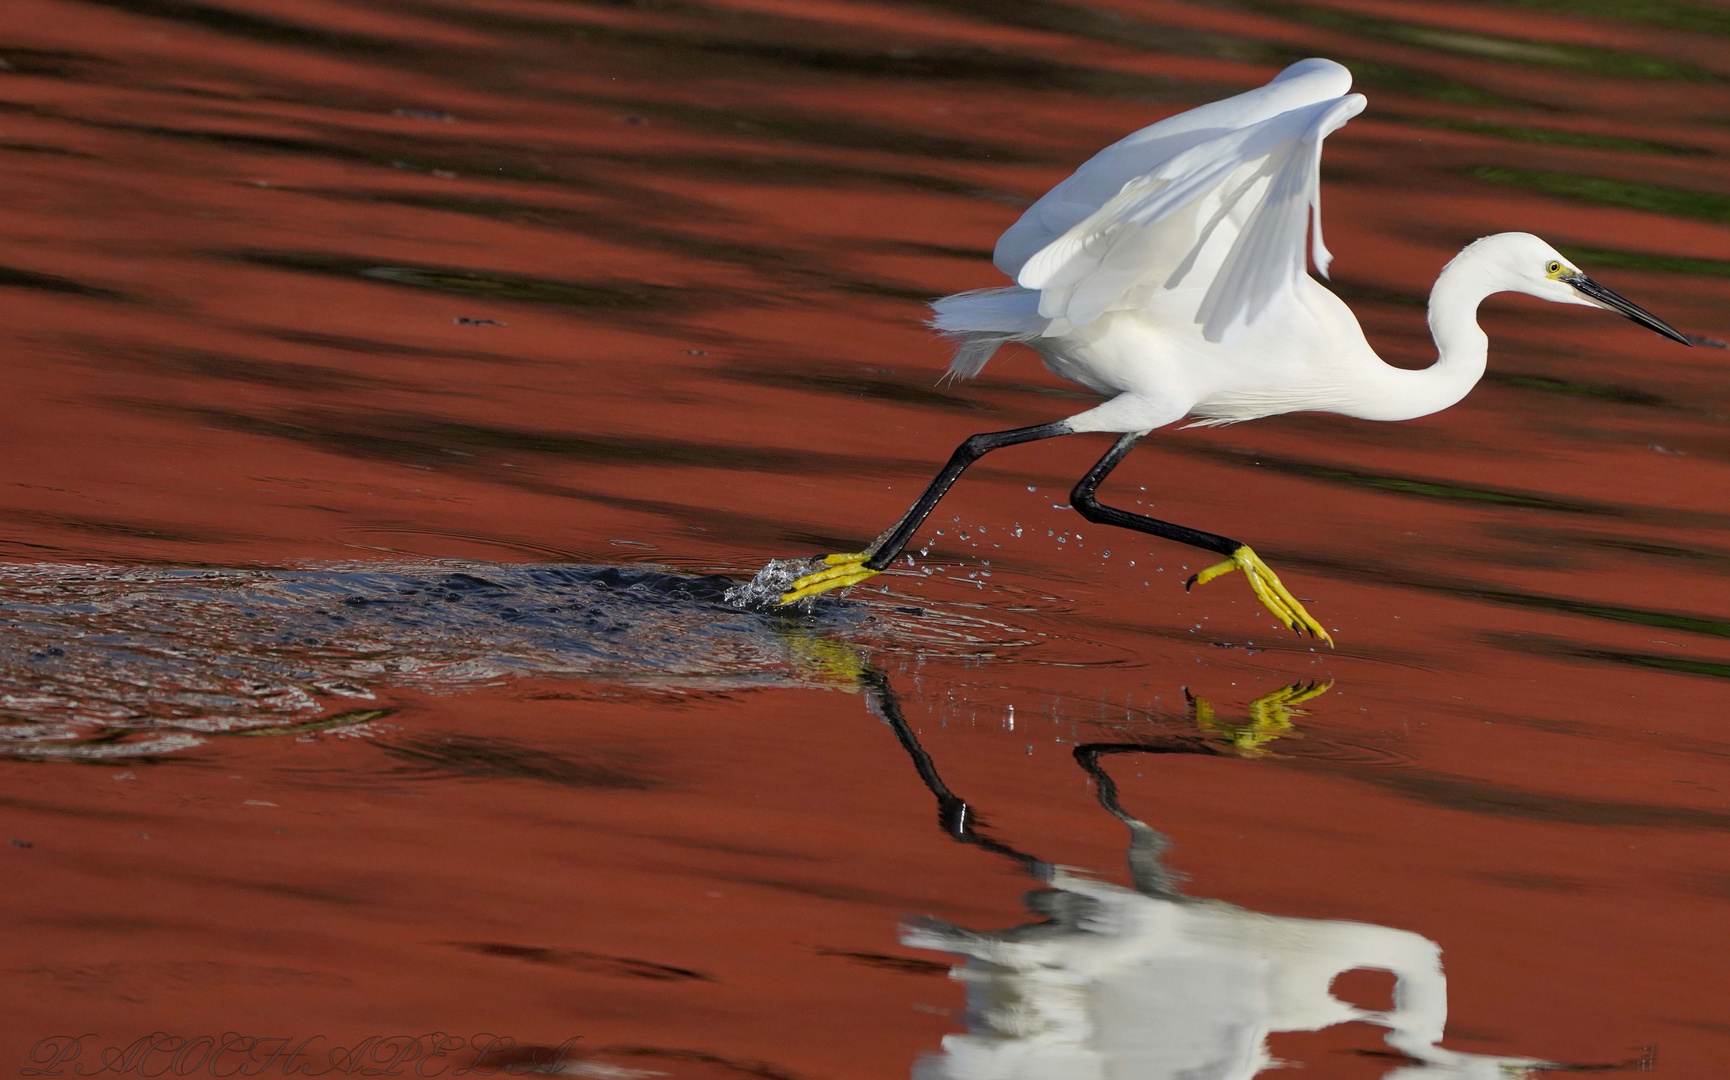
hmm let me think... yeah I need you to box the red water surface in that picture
[2,0,1729,1077]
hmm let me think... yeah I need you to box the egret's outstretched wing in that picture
[1008,65,1363,343]
[993,58,1352,280]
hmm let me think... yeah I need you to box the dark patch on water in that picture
[1306,760,1730,830]
[0,264,127,301]
[86,339,409,393]
[570,93,1046,163]
[0,141,100,159]
[64,107,1002,203]
[381,734,663,790]
[1491,632,1730,681]
[1477,870,1593,893]
[723,366,991,413]
[1676,869,1730,899]
[1559,245,1730,279]
[860,239,994,262]
[1284,549,1730,640]
[1266,3,1717,81]
[137,402,927,478]
[207,877,357,905]
[815,947,949,975]
[43,513,247,544]
[402,0,1207,104]
[1495,525,1730,568]
[1398,116,1708,157]
[0,794,148,821]
[256,328,534,367]
[1499,0,1730,36]
[600,150,1021,201]
[1176,444,1611,514]
[1468,167,1730,224]
[449,941,713,980]
[288,187,937,300]
[704,871,942,907]
[889,0,1275,64]
[595,1045,801,1080]
[69,0,427,59]
[0,45,106,79]
[109,118,590,187]
[1486,372,1671,407]
[1324,279,1427,308]
[896,0,1530,106]
[230,250,685,312]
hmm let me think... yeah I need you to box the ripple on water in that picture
[0,560,1041,758]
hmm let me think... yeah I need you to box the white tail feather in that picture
[928,286,1046,380]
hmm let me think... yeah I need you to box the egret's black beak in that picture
[1562,272,1692,345]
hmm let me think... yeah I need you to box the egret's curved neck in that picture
[1350,252,1495,422]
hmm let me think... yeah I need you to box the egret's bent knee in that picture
[1069,490,1104,519]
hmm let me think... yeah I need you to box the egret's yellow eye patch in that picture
[1545,260,1571,279]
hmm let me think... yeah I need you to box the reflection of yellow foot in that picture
[1191,680,1333,754]
[778,552,881,605]
[1187,544,1333,646]
[779,628,869,687]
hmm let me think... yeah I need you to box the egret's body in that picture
[777,58,1689,641]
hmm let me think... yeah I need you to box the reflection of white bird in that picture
[904,872,1536,1080]
[778,58,1689,644]
[856,695,1555,1080]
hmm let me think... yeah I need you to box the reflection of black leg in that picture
[1069,432,1239,557]
[864,421,1072,570]
[1074,741,1224,900]
[860,669,1051,880]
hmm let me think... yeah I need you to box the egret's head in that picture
[1467,232,1691,344]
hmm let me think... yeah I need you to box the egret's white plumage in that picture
[774,58,1688,641]
[931,58,1684,437]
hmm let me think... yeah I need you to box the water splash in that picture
[722,555,830,611]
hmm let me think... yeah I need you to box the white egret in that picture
[778,57,1690,643]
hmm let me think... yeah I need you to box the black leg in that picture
[1067,434,1331,642]
[1068,432,1240,558]
[861,420,1073,571]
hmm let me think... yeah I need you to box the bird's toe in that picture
[777,552,879,605]
[1190,545,1334,647]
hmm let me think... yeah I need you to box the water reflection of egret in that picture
[862,673,1577,1079]
[775,58,1690,645]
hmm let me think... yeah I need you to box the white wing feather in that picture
[1005,60,1363,344]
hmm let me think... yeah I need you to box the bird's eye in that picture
[1546,260,1562,275]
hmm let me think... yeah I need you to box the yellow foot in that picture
[1191,680,1333,755]
[778,552,881,605]
[1187,544,1333,646]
